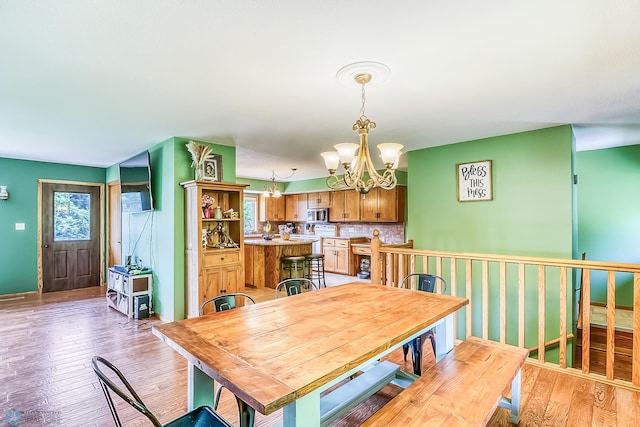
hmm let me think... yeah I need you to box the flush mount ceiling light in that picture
[262,168,297,198]
[322,61,403,196]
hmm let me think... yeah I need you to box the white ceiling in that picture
[1,1,639,182]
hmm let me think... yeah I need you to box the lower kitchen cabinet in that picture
[322,237,367,276]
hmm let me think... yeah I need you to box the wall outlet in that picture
[15,223,25,231]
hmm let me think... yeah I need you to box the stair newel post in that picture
[370,229,382,286]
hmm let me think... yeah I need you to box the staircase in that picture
[574,324,633,381]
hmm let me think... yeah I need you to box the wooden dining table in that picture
[152,282,468,427]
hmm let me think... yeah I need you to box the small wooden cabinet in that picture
[181,180,248,318]
[330,190,361,222]
[106,268,153,319]
[285,193,308,221]
[360,186,406,222]
[260,195,286,221]
[322,237,367,275]
[307,191,331,208]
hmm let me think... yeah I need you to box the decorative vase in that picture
[203,208,211,218]
[195,165,204,181]
[214,206,223,219]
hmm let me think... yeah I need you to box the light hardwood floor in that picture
[0,277,638,426]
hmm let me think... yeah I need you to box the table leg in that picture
[236,396,256,427]
[283,389,321,427]
[510,369,522,424]
[433,313,454,362]
[187,362,215,411]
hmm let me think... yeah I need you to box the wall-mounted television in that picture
[120,151,154,213]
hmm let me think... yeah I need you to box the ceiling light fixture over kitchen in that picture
[262,168,297,198]
[322,62,403,196]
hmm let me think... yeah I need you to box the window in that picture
[54,191,91,241]
[243,194,259,233]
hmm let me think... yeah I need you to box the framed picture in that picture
[201,154,223,182]
[457,160,492,202]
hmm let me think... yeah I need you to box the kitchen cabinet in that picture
[360,186,406,222]
[285,193,308,221]
[307,191,331,208]
[329,190,361,222]
[181,180,248,317]
[260,195,286,221]
[322,237,368,275]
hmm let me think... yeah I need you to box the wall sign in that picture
[457,160,492,202]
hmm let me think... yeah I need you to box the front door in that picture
[41,182,101,292]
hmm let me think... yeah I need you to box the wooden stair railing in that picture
[369,230,640,390]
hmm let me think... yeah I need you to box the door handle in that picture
[43,244,50,248]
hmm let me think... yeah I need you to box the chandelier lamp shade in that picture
[262,176,282,198]
[322,65,403,196]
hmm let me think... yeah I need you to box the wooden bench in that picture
[361,337,529,426]
[320,360,400,426]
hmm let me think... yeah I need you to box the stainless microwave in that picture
[306,208,329,223]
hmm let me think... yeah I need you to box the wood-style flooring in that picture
[1,274,638,426]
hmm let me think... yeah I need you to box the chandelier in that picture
[321,68,403,196]
[262,168,296,198]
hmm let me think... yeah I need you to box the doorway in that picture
[40,181,103,292]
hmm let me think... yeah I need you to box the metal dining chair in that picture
[199,293,256,315]
[400,273,448,375]
[275,278,318,298]
[198,293,256,413]
[91,356,231,427]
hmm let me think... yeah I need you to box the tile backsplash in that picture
[256,221,406,244]
[336,223,405,244]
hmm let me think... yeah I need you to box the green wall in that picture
[407,126,574,256]
[576,144,640,305]
[235,177,273,192]
[406,125,575,358]
[0,158,105,295]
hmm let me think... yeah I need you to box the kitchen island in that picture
[244,238,316,289]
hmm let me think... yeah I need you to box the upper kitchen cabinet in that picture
[330,190,361,222]
[360,186,406,222]
[260,195,286,221]
[307,191,331,208]
[285,194,308,222]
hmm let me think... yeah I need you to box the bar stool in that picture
[304,253,326,289]
[280,256,306,281]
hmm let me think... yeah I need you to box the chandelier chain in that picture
[360,83,367,119]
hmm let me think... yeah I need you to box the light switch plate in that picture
[15,223,25,231]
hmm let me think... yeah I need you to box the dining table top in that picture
[152,282,468,415]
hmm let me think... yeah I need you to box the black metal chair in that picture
[91,356,231,427]
[400,273,448,375]
[275,278,318,298]
[198,293,256,414]
[199,293,256,316]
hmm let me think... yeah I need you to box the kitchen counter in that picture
[244,239,313,289]
[244,238,317,246]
